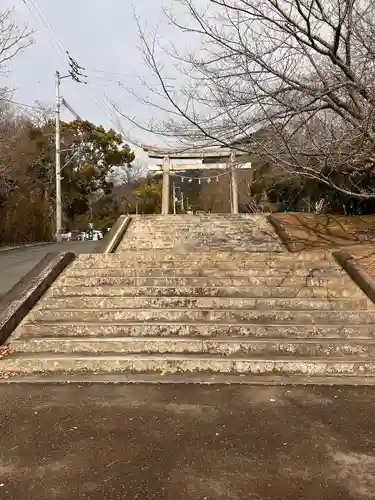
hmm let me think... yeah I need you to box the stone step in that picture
[122,237,279,243]
[127,223,275,229]
[123,231,266,236]
[72,259,339,270]
[124,224,276,230]
[123,236,280,241]
[126,229,276,234]
[125,230,274,236]
[63,267,346,278]
[129,216,270,221]
[4,373,375,385]
[127,225,276,229]
[76,259,334,269]
[128,223,274,229]
[2,353,375,376]
[125,221,271,226]
[38,296,372,311]
[125,231,279,237]
[127,223,274,229]
[56,275,353,287]
[10,337,375,357]
[124,232,279,239]
[131,214,269,218]
[18,322,375,339]
[29,308,375,324]
[123,236,277,241]
[127,224,272,229]
[119,239,280,245]
[82,251,331,261]
[118,244,283,251]
[48,285,365,299]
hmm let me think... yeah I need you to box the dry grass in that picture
[273,213,375,252]
[348,245,375,278]
[272,213,375,279]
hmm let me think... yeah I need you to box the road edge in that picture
[0,252,76,345]
[0,242,51,254]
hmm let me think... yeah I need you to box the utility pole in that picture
[231,168,239,214]
[230,152,239,214]
[55,70,62,242]
[180,190,184,212]
[54,56,87,240]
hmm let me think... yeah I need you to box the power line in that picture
[27,0,66,49]
[24,1,135,84]
[85,69,176,82]
[22,0,85,83]
[88,75,132,85]
[0,97,52,112]
[86,68,136,78]
[21,0,126,134]
[89,86,126,132]
[21,0,67,66]
[22,0,139,84]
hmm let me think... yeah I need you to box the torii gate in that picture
[142,145,252,215]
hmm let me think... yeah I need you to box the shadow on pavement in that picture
[0,384,374,499]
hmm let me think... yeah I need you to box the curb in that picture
[267,215,294,252]
[0,252,76,345]
[92,215,132,254]
[333,249,375,304]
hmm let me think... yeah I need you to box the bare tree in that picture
[24,101,55,127]
[0,8,33,76]
[117,0,375,199]
[0,7,33,179]
[114,159,148,185]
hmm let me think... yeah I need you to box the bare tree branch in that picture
[113,0,375,199]
[0,8,33,76]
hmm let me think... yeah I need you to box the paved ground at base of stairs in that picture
[1,385,375,500]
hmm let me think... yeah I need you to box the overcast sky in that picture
[3,0,182,158]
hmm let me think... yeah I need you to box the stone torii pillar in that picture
[162,155,170,215]
[230,152,239,214]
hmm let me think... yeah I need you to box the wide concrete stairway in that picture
[3,214,375,383]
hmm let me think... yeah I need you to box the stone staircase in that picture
[118,214,285,252]
[2,214,375,383]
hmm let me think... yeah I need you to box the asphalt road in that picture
[0,384,374,500]
[0,241,98,299]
